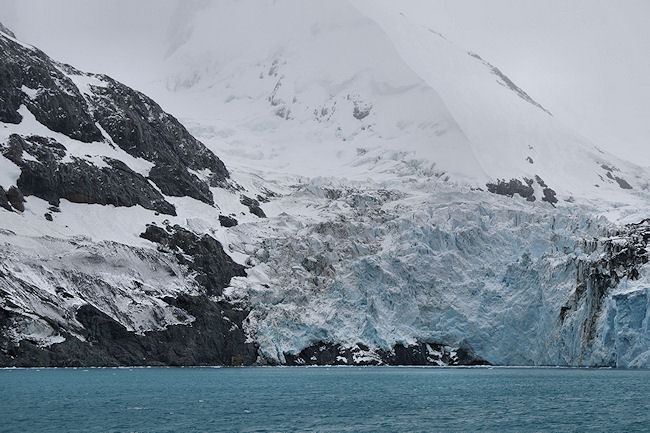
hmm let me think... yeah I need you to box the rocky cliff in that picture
[0,26,256,366]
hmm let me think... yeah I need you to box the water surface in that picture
[1,367,648,432]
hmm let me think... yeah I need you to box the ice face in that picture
[226,181,649,367]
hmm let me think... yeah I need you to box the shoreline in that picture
[2,365,646,370]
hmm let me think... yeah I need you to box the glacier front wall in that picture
[228,186,650,368]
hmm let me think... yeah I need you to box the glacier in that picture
[224,179,650,367]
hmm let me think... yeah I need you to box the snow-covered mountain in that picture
[143,0,648,207]
[0,24,265,366]
[1,0,649,367]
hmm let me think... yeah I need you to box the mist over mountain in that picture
[3,0,649,166]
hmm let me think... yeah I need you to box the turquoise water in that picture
[1,367,648,432]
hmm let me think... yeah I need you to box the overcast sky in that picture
[1,0,648,165]
[395,0,650,166]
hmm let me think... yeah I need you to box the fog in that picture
[395,0,650,166]
[1,0,648,165]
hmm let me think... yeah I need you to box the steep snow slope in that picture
[141,0,649,208]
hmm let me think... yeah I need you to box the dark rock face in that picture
[240,195,266,218]
[2,134,176,215]
[601,164,633,190]
[0,33,102,141]
[0,187,12,211]
[0,296,257,367]
[0,30,258,367]
[486,178,535,202]
[5,186,24,212]
[219,215,239,228]
[283,341,489,366]
[560,220,650,342]
[0,32,227,182]
[487,176,559,206]
[140,224,246,296]
[148,163,213,205]
[469,52,552,116]
[0,224,253,367]
[535,175,558,206]
[0,31,231,214]
[541,188,558,206]
[606,172,633,190]
[0,22,16,38]
[83,73,228,198]
[352,102,372,120]
[613,177,633,190]
[90,76,229,180]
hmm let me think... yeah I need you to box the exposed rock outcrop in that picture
[0,32,102,140]
[219,215,239,228]
[0,296,257,367]
[140,224,246,296]
[0,29,255,367]
[560,219,650,349]
[535,175,558,206]
[0,30,230,214]
[486,178,535,201]
[240,195,266,218]
[469,52,552,115]
[0,224,253,367]
[0,187,12,211]
[0,22,16,38]
[487,176,558,205]
[83,71,228,199]
[283,341,488,366]
[5,186,24,212]
[2,134,176,215]
[148,163,213,205]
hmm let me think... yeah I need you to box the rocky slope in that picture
[1,1,649,369]
[0,26,257,366]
